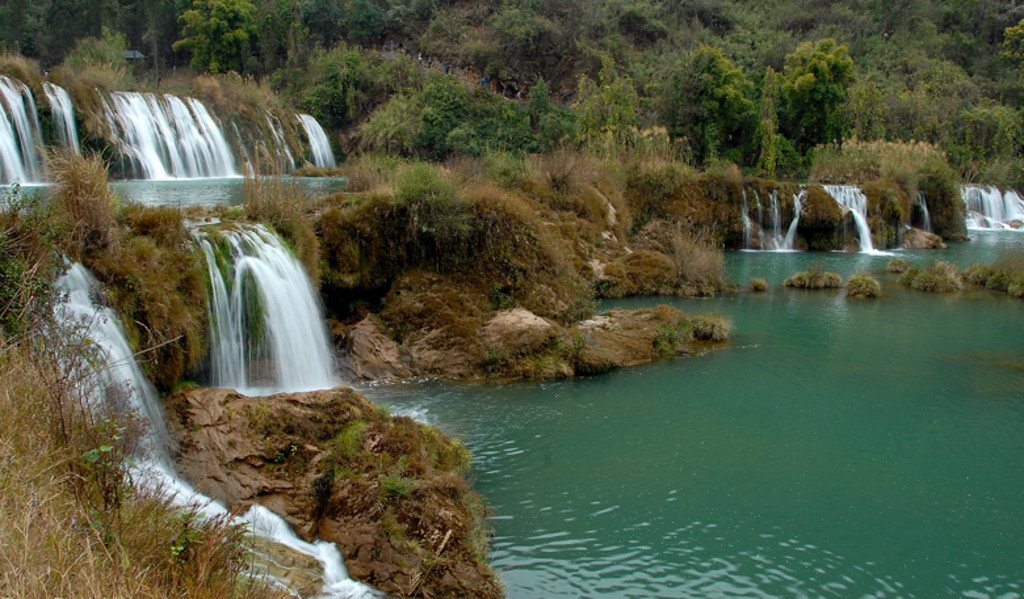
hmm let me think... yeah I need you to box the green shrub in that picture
[962,264,995,286]
[846,273,881,298]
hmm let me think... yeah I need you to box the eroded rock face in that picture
[166,386,501,599]
[335,316,412,381]
[902,227,948,249]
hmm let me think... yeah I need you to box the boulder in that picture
[902,227,947,249]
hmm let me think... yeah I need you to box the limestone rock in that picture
[336,316,411,381]
[902,227,947,249]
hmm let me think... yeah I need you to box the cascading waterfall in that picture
[43,82,80,153]
[741,190,754,249]
[961,185,1024,229]
[823,184,875,252]
[917,192,932,232]
[103,91,238,179]
[0,76,45,184]
[298,113,337,168]
[198,225,335,394]
[263,112,295,173]
[56,262,377,598]
[782,189,803,250]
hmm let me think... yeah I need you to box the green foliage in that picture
[887,258,909,273]
[756,67,783,177]
[575,58,640,152]
[663,45,753,165]
[781,38,855,150]
[1002,18,1024,69]
[174,0,256,74]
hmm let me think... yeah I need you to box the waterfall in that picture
[43,82,80,153]
[56,262,377,598]
[102,91,238,180]
[961,185,1024,229]
[197,225,335,394]
[298,113,337,168]
[917,193,932,232]
[263,112,295,173]
[782,189,803,250]
[741,190,753,249]
[823,185,875,252]
[0,76,45,184]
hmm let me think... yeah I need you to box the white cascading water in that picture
[0,76,45,184]
[781,189,803,250]
[961,185,1024,229]
[43,82,80,153]
[297,114,337,168]
[741,190,754,249]
[103,91,238,179]
[197,225,335,395]
[917,192,932,232]
[263,112,296,173]
[823,184,875,252]
[56,262,378,598]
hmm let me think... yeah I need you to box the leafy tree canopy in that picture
[173,0,256,74]
[781,38,854,149]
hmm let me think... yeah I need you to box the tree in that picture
[1002,18,1024,70]
[173,0,256,74]
[663,45,753,164]
[756,67,783,177]
[575,58,640,152]
[781,38,854,149]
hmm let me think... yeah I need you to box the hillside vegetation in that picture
[3,1,1024,183]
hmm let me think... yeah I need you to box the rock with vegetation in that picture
[796,186,844,250]
[961,254,1024,298]
[167,385,502,599]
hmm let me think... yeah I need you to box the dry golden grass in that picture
[0,52,40,84]
[811,138,949,185]
[244,167,322,287]
[49,150,117,260]
[0,333,281,599]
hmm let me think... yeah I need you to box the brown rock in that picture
[902,227,947,249]
[166,385,503,599]
[337,316,412,381]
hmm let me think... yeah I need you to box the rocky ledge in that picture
[166,386,502,598]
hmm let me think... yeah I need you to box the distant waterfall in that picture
[103,91,238,179]
[43,82,80,153]
[917,193,932,233]
[824,185,875,252]
[263,112,295,173]
[0,76,45,184]
[298,113,337,168]
[961,185,1024,229]
[782,189,803,250]
[197,225,335,394]
[56,263,377,598]
[741,190,754,249]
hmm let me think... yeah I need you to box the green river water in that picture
[363,231,1024,598]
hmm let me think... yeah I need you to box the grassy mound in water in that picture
[961,253,1024,298]
[897,260,962,292]
[846,273,882,299]
[784,266,842,289]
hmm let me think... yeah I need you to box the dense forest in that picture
[4,0,1024,183]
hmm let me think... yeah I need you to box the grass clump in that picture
[961,253,1024,298]
[784,266,842,289]
[846,272,882,299]
[244,169,321,287]
[897,260,962,292]
[750,277,768,292]
[887,258,909,273]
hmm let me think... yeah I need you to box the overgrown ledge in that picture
[166,385,502,599]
